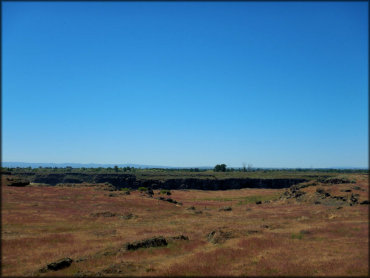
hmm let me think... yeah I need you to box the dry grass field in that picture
[1,174,369,276]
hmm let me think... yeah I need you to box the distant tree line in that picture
[1,166,367,175]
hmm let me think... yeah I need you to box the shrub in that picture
[291,233,303,240]
[138,187,148,192]
[120,187,131,192]
[160,189,171,195]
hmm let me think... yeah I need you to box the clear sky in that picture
[2,1,368,168]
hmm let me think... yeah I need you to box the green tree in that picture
[214,164,227,172]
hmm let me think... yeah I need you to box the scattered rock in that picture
[314,189,360,206]
[74,270,101,277]
[318,177,355,184]
[157,197,180,205]
[281,186,306,200]
[336,206,343,209]
[186,206,196,210]
[120,213,136,220]
[246,230,260,235]
[255,201,262,205]
[102,249,118,256]
[333,196,347,201]
[169,235,189,241]
[102,264,123,274]
[146,266,155,272]
[124,236,168,251]
[146,188,154,197]
[207,229,234,244]
[6,177,30,187]
[219,206,232,211]
[166,198,177,204]
[40,257,73,272]
[349,194,359,205]
[316,188,331,198]
[108,193,118,197]
[101,262,139,274]
[360,200,369,205]
[90,211,117,218]
[194,210,203,214]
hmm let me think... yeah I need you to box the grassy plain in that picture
[1,173,369,276]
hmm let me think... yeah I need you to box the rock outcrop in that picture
[6,177,30,187]
[13,172,307,190]
[124,236,168,251]
[39,257,73,272]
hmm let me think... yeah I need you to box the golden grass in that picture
[1,174,368,276]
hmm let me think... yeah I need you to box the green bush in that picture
[138,187,148,192]
[160,189,171,195]
[291,233,303,240]
[120,187,131,192]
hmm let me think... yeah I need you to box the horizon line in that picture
[2,161,368,170]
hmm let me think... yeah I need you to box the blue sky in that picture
[2,1,368,168]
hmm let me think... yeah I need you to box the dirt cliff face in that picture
[14,172,306,190]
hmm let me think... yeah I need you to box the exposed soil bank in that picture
[14,173,307,190]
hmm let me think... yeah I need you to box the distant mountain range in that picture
[1,162,213,169]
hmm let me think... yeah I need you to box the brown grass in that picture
[1,174,368,276]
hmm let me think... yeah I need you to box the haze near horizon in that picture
[2,2,368,168]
